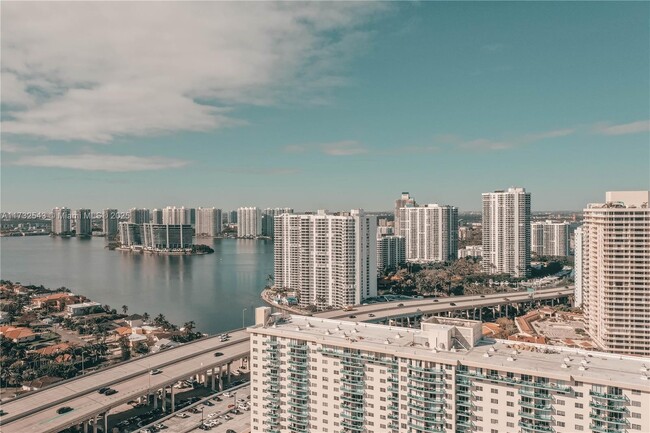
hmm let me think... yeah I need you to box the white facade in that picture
[151,208,163,224]
[118,222,141,246]
[262,208,294,238]
[51,207,71,234]
[532,221,570,257]
[580,191,650,356]
[74,208,92,236]
[377,235,406,271]
[162,206,192,226]
[195,207,222,237]
[458,245,483,259]
[574,226,583,307]
[394,192,416,232]
[238,207,262,238]
[482,187,531,278]
[102,209,119,237]
[398,204,458,263]
[274,210,377,308]
[249,312,650,433]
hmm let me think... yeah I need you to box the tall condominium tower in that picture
[229,210,238,224]
[102,209,119,238]
[118,222,141,246]
[151,208,163,224]
[262,208,294,238]
[579,191,650,356]
[51,207,71,234]
[531,221,570,257]
[249,309,650,433]
[274,210,377,308]
[398,204,458,263]
[237,207,262,238]
[482,187,531,278]
[162,206,192,226]
[74,209,92,236]
[128,208,150,224]
[394,192,416,233]
[141,224,193,249]
[195,207,222,237]
[377,235,406,271]
[574,226,583,307]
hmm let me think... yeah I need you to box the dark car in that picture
[57,407,73,414]
[212,396,222,402]
[214,352,224,357]
[397,303,404,307]
[0,410,7,416]
[450,302,456,306]
[480,295,485,298]
[98,387,110,394]
[348,315,356,319]
[105,389,118,395]
[368,313,375,317]
[227,430,236,433]
[204,401,214,406]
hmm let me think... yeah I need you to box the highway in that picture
[0,286,572,433]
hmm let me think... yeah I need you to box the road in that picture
[0,286,572,433]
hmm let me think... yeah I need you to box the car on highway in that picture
[204,400,214,406]
[150,369,162,375]
[227,430,236,433]
[504,297,510,302]
[199,424,211,431]
[98,387,110,394]
[432,299,439,302]
[212,395,222,401]
[154,423,167,430]
[176,413,190,418]
[348,315,356,319]
[57,406,73,414]
[450,302,456,306]
[223,392,232,397]
[480,295,485,298]
[397,303,404,307]
[105,388,118,395]
[0,410,7,416]
[214,352,224,357]
[368,313,375,317]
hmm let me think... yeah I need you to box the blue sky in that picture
[1,2,648,212]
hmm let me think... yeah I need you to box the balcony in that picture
[407,393,445,404]
[406,421,445,433]
[590,390,628,402]
[340,419,364,431]
[589,424,625,433]
[519,411,553,422]
[519,389,552,400]
[409,412,445,424]
[589,413,628,426]
[407,383,445,394]
[287,367,308,376]
[589,401,628,413]
[340,394,364,404]
[409,402,444,413]
[408,365,445,374]
[341,411,365,422]
[519,400,552,411]
[518,421,554,433]
[409,375,445,385]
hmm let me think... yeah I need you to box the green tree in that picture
[121,305,128,315]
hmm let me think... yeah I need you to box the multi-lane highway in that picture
[0,286,572,433]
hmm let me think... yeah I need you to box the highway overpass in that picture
[0,286,573,433]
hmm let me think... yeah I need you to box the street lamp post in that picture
[242,308,247,329]
[201,406,204,425]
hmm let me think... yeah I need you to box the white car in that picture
[222,392,232,398]
[176,413,190,418]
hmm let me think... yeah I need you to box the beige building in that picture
[248,308,650,433]
[579,191,650,356]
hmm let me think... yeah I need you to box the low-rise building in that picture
[65,301,102,317]
[31,292,85,311]
[0,326,36,343]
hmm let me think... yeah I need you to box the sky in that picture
[1,2,649,212]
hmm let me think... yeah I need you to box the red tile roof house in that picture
[0,326,36,343]
[31,293,86,311]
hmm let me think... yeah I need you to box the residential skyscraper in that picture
[579,191,650,356]
[398,204,458,263]
[249,309,650,433]
[377,235,406,271]
[162,206,192,226]
[229,210,237,224]
[141,224,193,249]
[118,222,141,246]
[51,207,71,234]
[274,209,377,308]
[574,226,583,307]
[128,208,150,224]
[482,187,531,278]
[394,192,416,234]
[74,209,92,237]
[531,220,570,257]
[151,208,163,224]
[237,207,262,238]
[262,208,294,238]
[102,209,119,238]
[195,207,222,237]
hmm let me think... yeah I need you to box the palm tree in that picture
[121,305,128,315]
[154,313,167,328]
[183,321,195,335]
[142,312,150,323]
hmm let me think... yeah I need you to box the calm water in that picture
[0,236,273,334]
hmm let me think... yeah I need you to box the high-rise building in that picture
[141,224,193,249]
[195,207,222,237]
[118,222,141,246]
[398,204,458,263]
[458,245,483,259]
[51,207,71,234]
[229,210,238,224]
[574,226,583,307]
[274,210,377,308]
[102,209,119,238]
[162,206,192,226]
[249,310,650,433]
[482,187,531,278]
[151,208,163,224]
[237,207,262,238]
[377,235,406,271]
[262,208,294,238]
[128,208,150,224]
[579,191,650,356]
[74,209,92,237]
[394,192,416,234]
[531,220,570,257]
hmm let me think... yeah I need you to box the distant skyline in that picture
[1,2,649,212]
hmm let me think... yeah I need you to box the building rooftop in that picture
[251,314,650,390]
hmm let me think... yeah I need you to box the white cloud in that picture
[284,140,368,156]
[594,120,650,136]
[13,154,190,172]
[435,127,576,151]
[0,142,47,154]
[1,2,385,143]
